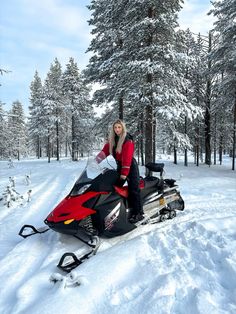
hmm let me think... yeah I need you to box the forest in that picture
[0,0,235,170]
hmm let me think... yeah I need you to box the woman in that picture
[96,119,144,223]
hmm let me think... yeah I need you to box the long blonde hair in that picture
[108,119,127,154]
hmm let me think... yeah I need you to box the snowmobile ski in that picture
[18,224,49,238]
[57,236,101,273]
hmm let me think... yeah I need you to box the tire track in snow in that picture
[0,167,81,314]
[0,170,78,260]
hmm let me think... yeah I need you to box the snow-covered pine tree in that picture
[209,0,236,170]
[211,71,232,165]
[42,58,63,162]
[87,0,201,164]
[29,71,44,158]
[62,58,92,160]
[173,29,204,165]
[123,0,196,164]
[7,101,27,160]
[190,34,207,166]
[0,102,8,158]
[86,0,130,120]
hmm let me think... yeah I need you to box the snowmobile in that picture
[19,157,184,273]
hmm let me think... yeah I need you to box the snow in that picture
[0,155,236,314]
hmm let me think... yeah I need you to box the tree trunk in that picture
[152,114,156,162]
[184,116,188,166]
[145,104,153,166]
[232,95,236,170]
[213,113,217,165]
[47,134,51,163]
[205,32,212,166]
[56,120,60,161]
[195,123,200,167]
[174,145,177,164]
[140,113,144,166]
[65,137,68,157]
[119,97,124,120]
[71,114,77,161]
[205,103,211,166]
[219,134,223,165]
[144,5,155,170]
[37,135,40,159]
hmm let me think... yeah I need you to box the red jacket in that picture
[96,139,134,176]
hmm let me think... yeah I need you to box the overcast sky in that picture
[0,0,215,113]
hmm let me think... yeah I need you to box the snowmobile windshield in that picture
[70,154,119,196]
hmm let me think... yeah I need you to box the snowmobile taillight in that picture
[64,219,75,225]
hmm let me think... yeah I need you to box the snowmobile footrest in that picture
[19,224,49,238]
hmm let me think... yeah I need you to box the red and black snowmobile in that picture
[19,157,184,272]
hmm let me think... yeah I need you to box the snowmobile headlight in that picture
[64,219,74,225]
[78,184,91,195]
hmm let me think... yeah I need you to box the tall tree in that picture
[87,0,201,164]
[42,58,63,162]
[8,101,27,160]
[62,58,92,160]
[0,102,8,158]
[210,0,236,170]
[86,0,130,120]
[29,71,44,158]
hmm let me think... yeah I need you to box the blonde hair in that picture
[108,119,127,154]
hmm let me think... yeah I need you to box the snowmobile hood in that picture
[46,191,108,223]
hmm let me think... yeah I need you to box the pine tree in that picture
[86,0,130,120]
[62,58,92,160]
[29,71,44,158]
[209,0,236,170]
[8,101,27,160]
[87,0,201,164]
[0,102,8,158]
[42,58,63,162]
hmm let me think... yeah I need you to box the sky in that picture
[0,0,216,114]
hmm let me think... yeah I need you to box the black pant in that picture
[117,158,143,215]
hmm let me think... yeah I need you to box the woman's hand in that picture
[116,176,126,187]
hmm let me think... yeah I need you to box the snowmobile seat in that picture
[145,162,164,173]
[144,176,159,189]
[145,162,164,177]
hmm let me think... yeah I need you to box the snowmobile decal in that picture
[104,202,121,230]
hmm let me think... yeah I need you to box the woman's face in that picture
[114,123,123,136]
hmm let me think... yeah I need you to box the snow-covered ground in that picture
[0,155,235,314]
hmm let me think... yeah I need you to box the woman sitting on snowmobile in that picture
[96,119,144,223]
